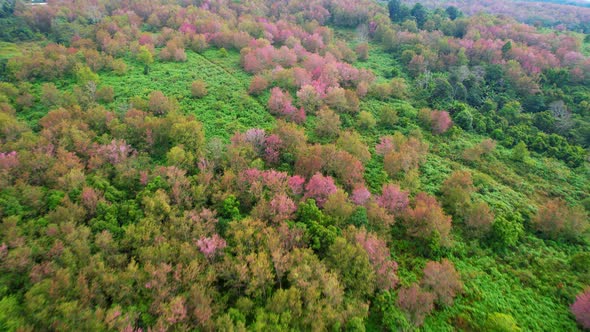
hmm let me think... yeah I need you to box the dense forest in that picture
[401,0,590,32]
[0,0,589,330]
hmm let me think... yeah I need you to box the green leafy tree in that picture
[445,6,462,20]
[325,237,376,299]
[511,141,529,161]
[491,213,524,250]
[410,3,428,28]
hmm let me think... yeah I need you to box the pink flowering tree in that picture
[288,175,306,196]
[351,186,371,206]
[354,228,399,290]
[244,128,266,155]
[268,87,304,123]
[430,110,453,134]
[269,193,297,223]
[264,134,282,165]
[571,288,590,329]
[90,139,135,168]
[196,234,227,259]
[377,184,410,215]
[397,283,435,326]
[268,87,291,115]
[375,136,395,156]
[304,173,337,207]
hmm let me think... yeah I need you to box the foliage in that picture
[571,288,590,329]
[0,0,587,330]
[191,80,208,98]
[483,313,522,332]
[420,259,463,306]
[396,283,435,327]
[491,213,525,250]
[405,192,453,248]
[532,199,589,241]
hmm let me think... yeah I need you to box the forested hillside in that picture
[400,0,590,32]
[0,0,589,331]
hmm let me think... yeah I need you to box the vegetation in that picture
[0,0,588,330]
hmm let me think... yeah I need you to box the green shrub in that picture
[483,313,521,332]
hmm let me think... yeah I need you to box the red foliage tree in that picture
[327,150,365,190]
[355,43,369,61]
[405,192,453,247]
[464,201,495,238]
[249,75,269,95]
[295,145,326,179]
[533,199,589,240]
[159,38,187,62]
[397,283,435,327]
[420,259,463,306]
[148,91,175,115]
[379,134,429,177]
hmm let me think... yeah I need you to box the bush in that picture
[96,86,115,103]
[148,90,175,115]
[483,313,521,332]
[191,80,208,98]
[491,213,524,250]
[357,111,376,129]
[379,106,398,128]
[570,252,590,273]
[532,199,589,241]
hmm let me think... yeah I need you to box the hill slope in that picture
[0,0,589,331]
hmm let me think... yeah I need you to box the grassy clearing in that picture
[99,49,274,140]
[19,47,273,139]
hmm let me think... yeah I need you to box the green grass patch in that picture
[98,49,274,140]
[0,42,20,60]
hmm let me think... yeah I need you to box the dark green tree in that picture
[411,3,428,29]
[501,41,512,57]
[445,6,461,20]
[388,0,410,23]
